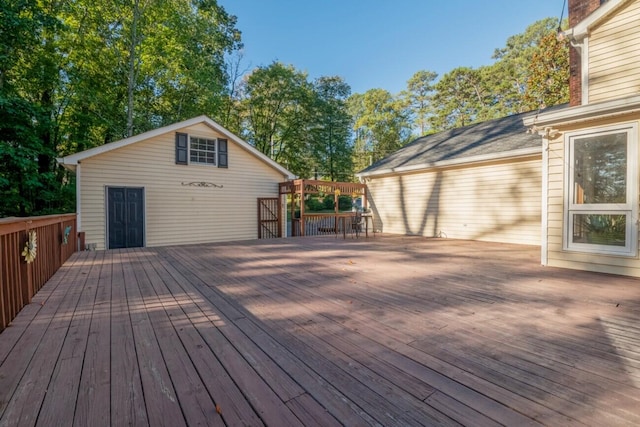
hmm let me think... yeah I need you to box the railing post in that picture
[59,219,64,267]
[78,231,85,251]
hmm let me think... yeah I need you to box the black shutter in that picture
[218,138,228,168]
[175,132,188,164]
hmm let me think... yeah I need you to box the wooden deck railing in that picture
[0,214,77,332]
[292,213,357,238]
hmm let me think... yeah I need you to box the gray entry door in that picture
[107,187,144,249]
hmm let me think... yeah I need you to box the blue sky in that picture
[220,1,566,95]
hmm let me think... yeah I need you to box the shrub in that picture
[323,197,335,210]
[338,195,352,211]
[306,197,324,211]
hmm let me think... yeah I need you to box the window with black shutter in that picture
[218,139,228,168]
[175,132,188,164]
[176,133,229,168]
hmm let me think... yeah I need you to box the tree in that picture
[309,76,353,181]
[523,31,570,110]
[402,70,437,136]
[489,18,561,115]
[0,0,242,217]
[0,0,69,216]
[429,67,493,131]
[237,62,314,177]
[348,89,412,172]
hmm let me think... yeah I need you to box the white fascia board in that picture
[523,95,640,128]
[356,146,541,179]
[57,115,296,179]
[571,0,630,40]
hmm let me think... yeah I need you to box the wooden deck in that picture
[1,235,640,426]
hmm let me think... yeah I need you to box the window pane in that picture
[189,137,216,165]
[573,132,627,204]
[572,214,626,247]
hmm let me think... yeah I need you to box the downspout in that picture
[563,28,589,105]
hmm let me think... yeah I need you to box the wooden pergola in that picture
[279,179,367,237]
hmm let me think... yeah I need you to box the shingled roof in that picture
[357,110,548,178]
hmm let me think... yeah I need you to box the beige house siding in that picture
[544,113,640,277]
[366,157,541,245]
[80,123,287,249]
[588,0,640,103]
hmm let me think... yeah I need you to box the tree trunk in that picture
[126,0,141,137]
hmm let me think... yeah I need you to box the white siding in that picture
[545,114,640,277]
[367,157,542,245]
[588,0,640,103]
[80,123,286,249]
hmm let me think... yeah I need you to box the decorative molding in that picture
[181,181,224,188]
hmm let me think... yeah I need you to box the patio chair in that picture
[351,211,364,238]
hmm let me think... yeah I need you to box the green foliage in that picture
[0,0,241,217]
[309,76,354,181]
[338,196,352,211]
[303,196,351,212]
[429,67,493,131]
[348,89,412,172]
[235,65,355,180]
[524,31,570,110]
[425,18,568,133]
[237,62,315,177]
[305,197,324,211]
[322,197,335,210]
[402,70,437,136]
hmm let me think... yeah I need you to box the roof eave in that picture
[524,95,640,128]
[356,146,541,179]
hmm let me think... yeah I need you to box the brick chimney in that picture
[568,0,603,106]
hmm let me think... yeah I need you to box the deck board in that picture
[1,235,640,426]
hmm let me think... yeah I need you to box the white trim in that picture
[57,115,295,179]
[188,134,218,166]
[541,137,549,266]
[582,37,589,105]
[76,163,81,231]
[356,147,541,178]
[563,122,638,257]
[524,95,640,128]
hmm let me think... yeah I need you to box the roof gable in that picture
[358,110,546,178]
[58,115,295,179]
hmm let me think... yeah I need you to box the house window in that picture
[175,133,228,168]
[565,123,638,255]
[190,137,217,165]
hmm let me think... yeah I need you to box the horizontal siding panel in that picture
[589,73,640,94]
[590,50,639,69]
[588,0,640,103]
[590,28,640,54]
[368,158,541,245]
